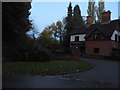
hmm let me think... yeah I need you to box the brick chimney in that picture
[101,10,111,23]
[86,16,93,25]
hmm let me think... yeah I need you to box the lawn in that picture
[3,60,92,76]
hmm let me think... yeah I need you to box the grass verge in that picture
[3,60,92,76]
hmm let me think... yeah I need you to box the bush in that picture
[28,43,51,61]
[2,38,51,62]
[2,45,21,62]
[19,38,51,62]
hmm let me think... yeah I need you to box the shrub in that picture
[28,43,51,61]
[2,39,51,62]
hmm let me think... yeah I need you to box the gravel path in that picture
[3,58,119,88]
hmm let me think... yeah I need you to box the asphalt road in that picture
[2,58,119,88]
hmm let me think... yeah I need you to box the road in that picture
[3,58,119,88]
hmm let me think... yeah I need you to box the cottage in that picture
[69,11,120,57]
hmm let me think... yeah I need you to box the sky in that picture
[29,1,119,33]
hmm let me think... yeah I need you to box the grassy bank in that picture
[3,60,92,75]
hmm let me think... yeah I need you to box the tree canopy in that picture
[73,5,85,29]
[65,2,73,33]
[87,0,96,23]
[2,2,51,62]
[2,2,32,44]
[96,0,105,22]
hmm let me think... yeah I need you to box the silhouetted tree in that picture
[2,2,32,61]
[62,2,74,54]
[73,5,85,29]
[2,2,32,44]
[65,2,73,33]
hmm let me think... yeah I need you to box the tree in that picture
[39,29,56,49]
[39,20,65,45]
[2,2,32,44]
[62,2,74,54]
[56,21,64,44]
[87,0,96,23]
[38,28,59,55]
[26,20,40,40]
[96,0,105,22]
[2,2,52,62]
[38,19,67,55]
[73,5,85,29]
[65,2,73,33]
[2,2,32,61]
[50,23,58,40]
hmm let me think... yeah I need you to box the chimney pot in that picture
[101,10,111,23]
[86,16,93,25]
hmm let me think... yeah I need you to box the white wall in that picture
[70,34,86,41]
[111,30,120,41]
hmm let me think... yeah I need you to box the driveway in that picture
[3,58,119,88]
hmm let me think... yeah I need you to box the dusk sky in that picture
[29,1,119,33]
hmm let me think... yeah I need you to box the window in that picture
[118,36,120,43]
[75,36,79,42]
[94,48,99,54]
[93,33,100,40]
[115,34,117,42]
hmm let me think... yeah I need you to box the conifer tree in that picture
[2,2,32,61]
[73,5,84,29]
[65,2,73,33]
[63,2,73,54]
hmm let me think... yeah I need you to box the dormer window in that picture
[93,33,100,40]
[75,36,79,42]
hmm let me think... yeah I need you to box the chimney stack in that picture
[86,16,93,25]
[101,10,111,23]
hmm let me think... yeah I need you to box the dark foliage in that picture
[65,2,73,33]
[73,5,85,29]
[2,2,31,44]
[63,3,85,54]
[2,2,50,62]
[63,2,73,54]
[27,40,51,61]
[2,2,31,61]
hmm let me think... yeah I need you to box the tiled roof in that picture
[69,26,88,35]
[69,19,120,39]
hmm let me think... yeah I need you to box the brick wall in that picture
[85,40,119,56]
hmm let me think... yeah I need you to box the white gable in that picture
[111,30,120,41]
[70,34,86,41]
